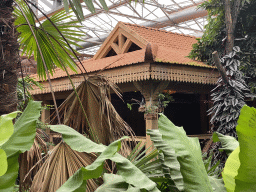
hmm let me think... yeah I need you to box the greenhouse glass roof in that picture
[34,0,208,55]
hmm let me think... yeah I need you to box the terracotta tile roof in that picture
[122,22,205,67]
[123,22,197,51]
[155,46,207,67]
[31,50,145,81]
[31,22,214,81]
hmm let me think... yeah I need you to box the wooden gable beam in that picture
[121,39,133,54]
[99,46,113,58]
[119,34,126,50]
[119,28,147,49]
[94,32,119,59]
[93,23,121,60]
[111,42,121,54]
[93,22,149,60]
[119,22,148,47]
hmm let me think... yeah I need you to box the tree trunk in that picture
[224,0,241,53]
[0,0,19,116]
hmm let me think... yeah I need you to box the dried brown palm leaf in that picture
[52,75,136,157]
[30,141,102,192]
[19,129,49,191]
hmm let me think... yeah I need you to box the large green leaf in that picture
[51,125,159,192]
[222,105,256,191]
[0,111,19,146]
[0,112,19,177]
[158,114,213,192]
[147,129,183,191]
[235,105,256,191]
[50,125,105,153]
[208,176,226,192]
[212,132,239,156]
[222,147,240,192]
[0,101,41,192]
[95,174,129,192]
[0,149,7,176]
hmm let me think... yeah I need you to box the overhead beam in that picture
[142,6,207,28]
[77,5,207,50]
[94,9,157,23]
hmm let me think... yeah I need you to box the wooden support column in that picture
[41,101,53,148]
[41,100,50,124]
[133,80,169,151]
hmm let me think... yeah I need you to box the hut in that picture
[31,22,219,146]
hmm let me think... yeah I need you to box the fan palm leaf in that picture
[30,141,103,192]
[19,129,49,191]
[61,0,108,22]
[52,75,135,157]
[14,0,85,79]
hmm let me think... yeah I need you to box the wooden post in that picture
[41,101,50,125]
[144,113,158,150]
[41,101,53,149]
[133,80,169,152]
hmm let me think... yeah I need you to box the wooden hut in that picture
[31,22,219,145]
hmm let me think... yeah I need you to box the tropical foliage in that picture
[207,46,253,137]
[14,0,85,79]
[1,97,256,192]
[53,77,135,145]
[44,104,256,192]
[51,125,159,192]
[17,75,43,111]
[0,101,41,191]
[52,114,223,192]
[222,105,256,191]
[2,1,256,192]
[61,0,108,22]
[189,0,256,91]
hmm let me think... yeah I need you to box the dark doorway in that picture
[164,93,203,135]
[111,91,145,136]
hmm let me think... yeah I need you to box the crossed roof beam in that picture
[35,0,207,54]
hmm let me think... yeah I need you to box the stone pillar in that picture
[133,80,169,151]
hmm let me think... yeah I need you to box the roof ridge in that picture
[121,22,197,39]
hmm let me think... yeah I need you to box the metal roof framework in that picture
[33,0,208,56]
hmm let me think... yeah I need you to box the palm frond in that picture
[52,75,135,157]
[18,129,49,191]
[14,0,85,79]
[62,0,108,22]
[17,75,43,105]
[30,141,102,192]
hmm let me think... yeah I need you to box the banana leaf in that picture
[222,105,256,191]
[51,125,159,192]
[0,101,41,192]
[212,132,239,156]
[158,114,213,192]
